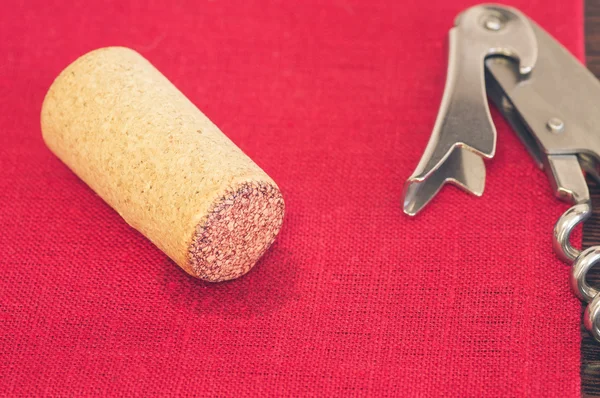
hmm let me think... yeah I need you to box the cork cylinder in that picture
[41,47,285,282]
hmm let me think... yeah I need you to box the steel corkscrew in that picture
[403,4,600,342]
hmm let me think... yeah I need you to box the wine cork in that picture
[41,47,285,282]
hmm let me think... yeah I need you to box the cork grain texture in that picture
[41,47,285,282]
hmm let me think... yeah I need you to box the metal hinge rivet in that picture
[547,118,565,134]
[484,15,504,31]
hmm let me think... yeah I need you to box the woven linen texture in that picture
[0,0,584,395]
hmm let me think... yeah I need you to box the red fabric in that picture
[0,0,585,395]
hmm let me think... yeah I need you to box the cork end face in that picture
[188,181,285,282]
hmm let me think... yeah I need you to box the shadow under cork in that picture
[160,241,299,319]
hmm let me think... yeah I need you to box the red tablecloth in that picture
[0,0,584,395]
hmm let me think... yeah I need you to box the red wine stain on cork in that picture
[188,181,285,282]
